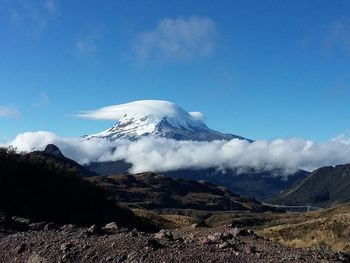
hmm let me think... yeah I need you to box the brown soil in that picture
[0,224,347,263]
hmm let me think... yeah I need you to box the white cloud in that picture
[0,106,21,118]
[4,131,350,176]
[75,33,99,56]
[76,100,204,124]
[331,130,350,145]
[4,131,111,165]
[189,111,205,121]
[134,16,216,64]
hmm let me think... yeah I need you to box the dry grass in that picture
[135,203,350,253]
[256,204,350,253]
[131,208,196,229]
[161,214,197,227]
[131,209,175,229]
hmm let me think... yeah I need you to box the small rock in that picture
[128,228,138,237]
[60,242,73,252]
[221,232,234,241]
[231,228,250,237]
[176,237,184,243]
[87,224,100,235]
[82,244,90,249]
[27,253,48,263]
[115,255,127,263]
[154,229,174,240]
[61,253,68,261]
[201,238,212,245]
[207,233,221,243]
[29,222,47,231]
[127,251,139,261]
[61,252,73,261]
[218,242,229,249]
[247,229,255,235]
[105,222,119,230]
[60,224,76,231]
[44,222,55,231]
[15,243,26,254]
[147,238,164,250]
[242,246,256,254]
[11,216,31,225]
[191,222,207,229]
[187,233,195,241]
[227,238,240,248]
[338,253,349,262]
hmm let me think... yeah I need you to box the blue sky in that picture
[1,0,350,142]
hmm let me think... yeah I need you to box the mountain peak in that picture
[44,144,64,158]
[83,100,248,141]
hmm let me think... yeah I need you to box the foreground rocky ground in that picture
[0,222,348,263]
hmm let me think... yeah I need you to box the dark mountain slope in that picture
[88,172,277,212]
[0,148,155,231]
[165,168,309,201]
[271,163,350,207]
[85,160,309,200]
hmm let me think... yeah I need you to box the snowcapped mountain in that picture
[83,100,248,141]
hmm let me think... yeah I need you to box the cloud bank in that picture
[134,16,216,63]
[4,131,350,175]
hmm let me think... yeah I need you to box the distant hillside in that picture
[87,172,276,212]
[271,163,350,207]
[85,161,309,200]
[165,168,309,201]
[0,148,155,231]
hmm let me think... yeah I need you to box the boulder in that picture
[104,222,119,230]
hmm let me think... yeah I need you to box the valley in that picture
[1,100,350,263]
[0,145,349,262]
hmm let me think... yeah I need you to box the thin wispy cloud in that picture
[134,16,217,64]
[331,130,350,145]
[75,33,100,56]
[321,82,350,101]
[0,106,21,119]
[33,92,50,108]
[324,17,350,55]
[8,0,60,34]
